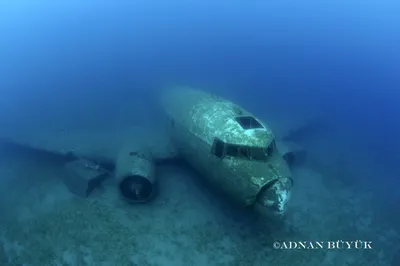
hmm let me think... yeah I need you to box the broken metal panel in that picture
[63,158,109,197]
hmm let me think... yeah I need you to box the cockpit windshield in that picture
[212,138,276,161]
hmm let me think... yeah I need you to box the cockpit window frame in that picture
[234,115,264,130]
[212,138,225,159]
[266,140,276,157]
[211,137,276,161]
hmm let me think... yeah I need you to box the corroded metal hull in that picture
[160,87,292,211]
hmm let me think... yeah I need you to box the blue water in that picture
[0,1,399,265]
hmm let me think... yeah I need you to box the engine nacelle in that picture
[115,148,156,203]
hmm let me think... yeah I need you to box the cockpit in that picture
[211,115,277,161]
[212,138,276,161]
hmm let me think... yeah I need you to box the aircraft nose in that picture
[255,177,293,218]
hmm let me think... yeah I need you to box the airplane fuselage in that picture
[160,87,293,217]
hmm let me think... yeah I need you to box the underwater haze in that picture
[0,1,399,265]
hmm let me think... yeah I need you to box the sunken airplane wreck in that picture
[1,87,307,218]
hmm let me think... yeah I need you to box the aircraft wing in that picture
[261,107,326,167]
[262,108,326,142]
[0,122,178,164]
[0,96,323,167]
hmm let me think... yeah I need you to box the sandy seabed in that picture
[0,139,399,266]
